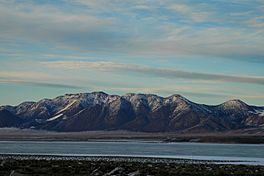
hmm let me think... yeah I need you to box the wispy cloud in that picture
[0,0,117,52]
[169,3,210,22]
[0,0,263,105]
[0,0,263,60]
[0,71,60,81]
[0,79,82,89]
[42,61,264,85]
[0,70,83,89]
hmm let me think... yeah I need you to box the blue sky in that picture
[0,0,263,105]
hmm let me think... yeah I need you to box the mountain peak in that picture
[166,94,190,103]
[221,99,248,109]
[167,94,184,98]
[90,91,108,95]
[0,92,263,133]
[124,93,160,98]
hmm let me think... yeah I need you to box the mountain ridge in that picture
[0,92,263,133]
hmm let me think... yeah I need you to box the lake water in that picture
[0,140,264,165]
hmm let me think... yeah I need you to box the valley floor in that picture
[0,128,264,144]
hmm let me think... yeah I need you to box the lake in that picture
[0,140,264,165]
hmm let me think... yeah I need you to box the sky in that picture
[0,0,264,106]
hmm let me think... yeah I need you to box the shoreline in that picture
[0,154,264,175]
[0,153,215,164]
[0,153,262,166]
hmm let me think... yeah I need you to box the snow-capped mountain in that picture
[0,92,263,133]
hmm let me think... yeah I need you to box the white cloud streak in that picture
[41,61,264,85]
[0,79,82,89]
[0,71,75,82]
[0,70,84,89]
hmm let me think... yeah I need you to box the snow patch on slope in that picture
[56,100,77,114]
[255,109,264,116]
[46,113,63,121]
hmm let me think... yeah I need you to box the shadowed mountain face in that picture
[0,92,263,133]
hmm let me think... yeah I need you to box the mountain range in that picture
[0,92,263,133]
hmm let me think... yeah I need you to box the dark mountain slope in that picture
[0,92,263,132]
